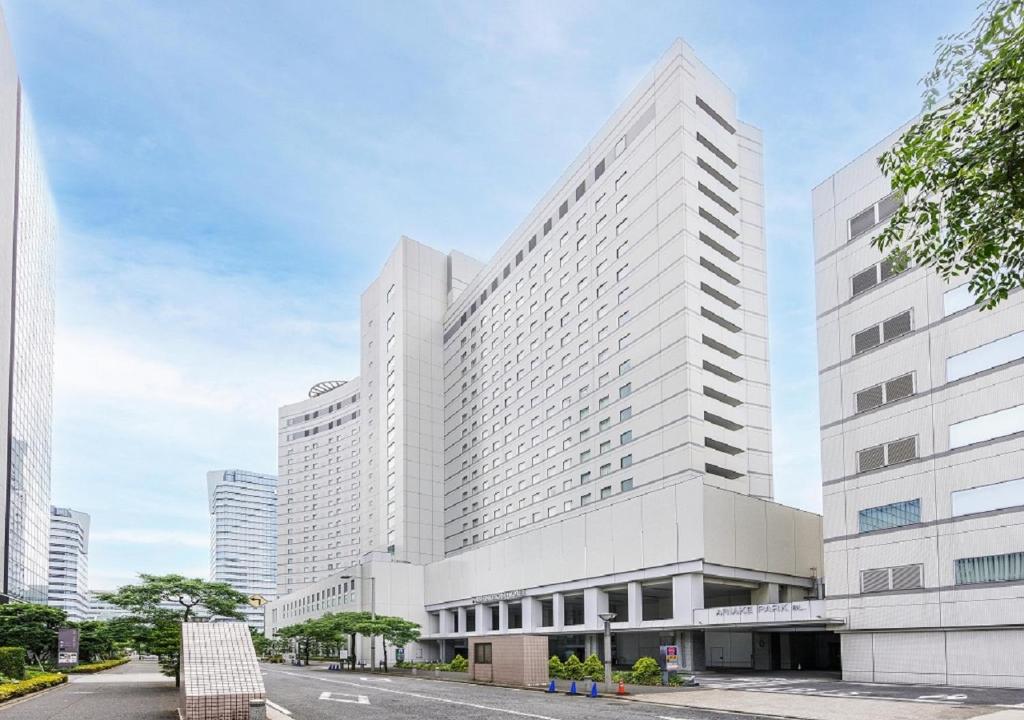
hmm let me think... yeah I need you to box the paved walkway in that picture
[0,660,177,720]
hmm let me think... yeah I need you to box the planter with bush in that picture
[0,648,26,681]
[68,658,129,674]
[0,673,66,703]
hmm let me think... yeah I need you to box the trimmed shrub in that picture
[562,654,584,681]
[449,654,468,672]
[548,655,564,679]
[0,648,25,681]
[581,653,604,680]
[68,658,129,674]
[630,656,662,685]
[0,673,66,702]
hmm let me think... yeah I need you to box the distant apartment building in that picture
[47,506,89,621]
[813,128,1024,687]
[0,9,56,604]
[208,470,277,630]
[268,40,832,673]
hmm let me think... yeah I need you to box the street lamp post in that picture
[597,611,616,692]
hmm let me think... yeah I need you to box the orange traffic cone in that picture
[617,679,626,696]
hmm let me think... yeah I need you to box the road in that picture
[261,664,775,720]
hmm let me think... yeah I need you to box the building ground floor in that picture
[839,627,1024,689]
[436,627,840,673]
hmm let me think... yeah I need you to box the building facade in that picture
[813,128,1024,687]
[0,9,56,604]
[267,40,832,673]
[47,506,89,621]
[208,469,277,630]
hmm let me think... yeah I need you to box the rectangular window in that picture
[855,373,914,413]
[620,454,632,469]
[857,436,917,473]
[858,499,921,533]
[474,643,493,664]
[620,478,633,492]
[860,564,923,593]
[853,310,912,355]
[950,404,1024,449]
[943,283,976,316]
[952,477,1024,516]
[600,486,612,499]
[620,430,632,444]
[955,552,1024,585]
[946,330,1024,382]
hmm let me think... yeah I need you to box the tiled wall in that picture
[181,622,266,720]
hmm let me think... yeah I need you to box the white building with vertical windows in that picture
[208,469,277,631]
[267,39,833,673]
[813,126,1024,688]
[47,506,89,621]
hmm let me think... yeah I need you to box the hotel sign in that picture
[472,589,525,604]
[693,601,823,626]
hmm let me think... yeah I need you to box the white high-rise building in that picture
[0,8,56,605]
[813,127,1024,687]
[269,40,830,673]
[208,469,277,630]
[47,506,89,621]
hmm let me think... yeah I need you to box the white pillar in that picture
[456,607,468,634]
[522,597,541,631]
[439,609,455,634]
[498,600,509,632]
[475,604,488,633]
[672,573,704,622]
[583,587,606,630]
[626,582,643,627]
[553,593,565,631]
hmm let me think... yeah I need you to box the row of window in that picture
[858,477,1024,535]
[861,552,1024,593]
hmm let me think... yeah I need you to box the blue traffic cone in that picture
[546,679,556,693]
[589,681,598,698]
[567,680,577,695]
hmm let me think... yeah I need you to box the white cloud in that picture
[91,529,209,548]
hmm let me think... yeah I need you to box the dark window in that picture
[543,219,552,235]
[559,201,568,218]
[474,643,492,664]
[594,159,606,180]
[576,181,586,200]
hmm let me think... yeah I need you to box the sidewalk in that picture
[630,688,1024,720]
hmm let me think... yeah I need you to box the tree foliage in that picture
[0,603,66,664]
[877,0,1024,308]
[97,574,247,623]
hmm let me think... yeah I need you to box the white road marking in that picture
[319,690,370,704]
[359,675,393,682]
[266,699,292,715]
[277,671,562,720]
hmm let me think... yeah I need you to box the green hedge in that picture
[0,673,66,703]
[68,658,129,674]
[0,648,25,681]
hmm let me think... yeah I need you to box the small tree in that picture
[321,611,372,668]
[379,617,421,672]
[563,654,584,681]
[0,603,67,666]
[99,574,247,686]
[449,653,468,672]
[548,655,564,679]
[582,653,604,681]
[631,656,662,685]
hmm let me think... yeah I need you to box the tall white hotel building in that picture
[47,506,89,621]
[813,128,1024,686]
[269,40,829,673]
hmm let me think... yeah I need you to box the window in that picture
[949,404,1024,449]
[600,486,612,499]
[851,258,899,297]
[947,330,1024,382]
[474,642,493,664]
[854,373,914,413]
[619,383,632,399]
[857,436,917,472]
[581,493,592,506]
[620,478,633,492]
[853,310,912,354]
[620,430,632,444]
[619,406,631,421]
[952,477,1024,516]
[860,564,923,593]
[620,454,632,469]
[943,284,976,316]
[386,283,396,303]
[858,499,921,533]
[848,192,901,240]
[696,96,735,134]
[956,552,1024,585]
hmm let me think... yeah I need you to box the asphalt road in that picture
[261,664,775,720]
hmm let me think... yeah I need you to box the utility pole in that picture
[598,611,616,692]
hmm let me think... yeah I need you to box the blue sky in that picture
[1,0,976,590]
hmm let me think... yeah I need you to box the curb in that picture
[0,678,69,712]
